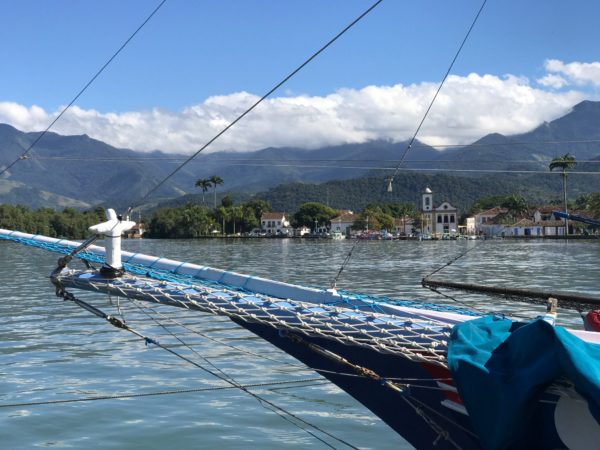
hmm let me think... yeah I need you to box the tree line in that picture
[2,192,600,240]
[145,199,421,238]
[146,197,271,238]
[0,205,105,239]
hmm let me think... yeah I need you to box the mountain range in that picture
[1,100,599,212]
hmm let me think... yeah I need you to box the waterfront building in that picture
[469,207,508,236]
[260,212,291,235]
[330,211,354,236]
[420,187,459,236]
[470,206,567,237]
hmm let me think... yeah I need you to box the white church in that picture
[420,187,459,236]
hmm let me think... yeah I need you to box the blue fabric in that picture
[448,316,600,450]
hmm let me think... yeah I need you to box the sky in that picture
[1,0,600,154]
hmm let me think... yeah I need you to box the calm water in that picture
[1,238,599,449]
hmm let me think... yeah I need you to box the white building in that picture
[261,212,291,235]
[420,187,459,236]
[474,207,508,236]
[330,211,354,236]
[470,207,508,236]
[471,207,567,237]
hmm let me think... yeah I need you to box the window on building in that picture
[437,216,442,223]
[425,197,430,206]
[444,215,448,223]
[450,215,455,223]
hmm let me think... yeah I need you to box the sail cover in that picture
[448,316,600,450]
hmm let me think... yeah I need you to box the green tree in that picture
[238,199,270,232]
[215,206,229,235]
[469,195,513,215]
[549,153,577,235]
[293,202,338,229]
[195,178,212,206]
[209,175,224,208]
[575,194,592,210]
[229,205,244,234]
[146,204,216,238]
[0,204,117,239]
[501,194,529,218]
[587,192,600,219]
[352,206,394,231]
[221,194,233,208]
[244,199,271,222]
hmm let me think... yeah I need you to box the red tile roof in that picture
[261,212,286,220]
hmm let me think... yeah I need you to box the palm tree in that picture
[549,153,577,236]
[195,178,211,206]
[216,206,229,235]
[230,205,244,235]
[209,175,224,208]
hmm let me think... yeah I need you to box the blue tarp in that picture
[448,316,600,450]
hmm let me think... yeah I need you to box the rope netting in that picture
[56,268,452,366]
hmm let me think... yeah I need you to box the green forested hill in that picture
[252,170,591,215]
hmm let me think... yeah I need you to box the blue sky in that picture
[1,0,599,152]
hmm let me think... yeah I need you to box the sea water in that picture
[0,238,598,449]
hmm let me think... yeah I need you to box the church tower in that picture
[421,187,433,234]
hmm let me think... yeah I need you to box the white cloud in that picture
[543,59,600,87]
[0,67,590,153]
[537,74,568,89]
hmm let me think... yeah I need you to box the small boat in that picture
[329,230,346,240]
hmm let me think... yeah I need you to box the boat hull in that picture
[236,319,597,450]
[235,318,480,450]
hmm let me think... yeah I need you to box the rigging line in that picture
[127,299,307,369]
[57,287,359,450]
[27,155,600,163]
[422,242,482,281]
[128,298,240,384]
[403,394,478,440]
[388,0,487,181]
[422,263,540,320]
[329,0,487,290]
[311,366,456,383]
[126,297,302,384]
[0,0,168,178]
[0,378,328,409]
[130,0,385,210]
[12,155,600,174]
[399,395,464,449]
[209,165,599,174]
[415,138,600,148]
[411,138,600,149]
[423,285,492,317]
